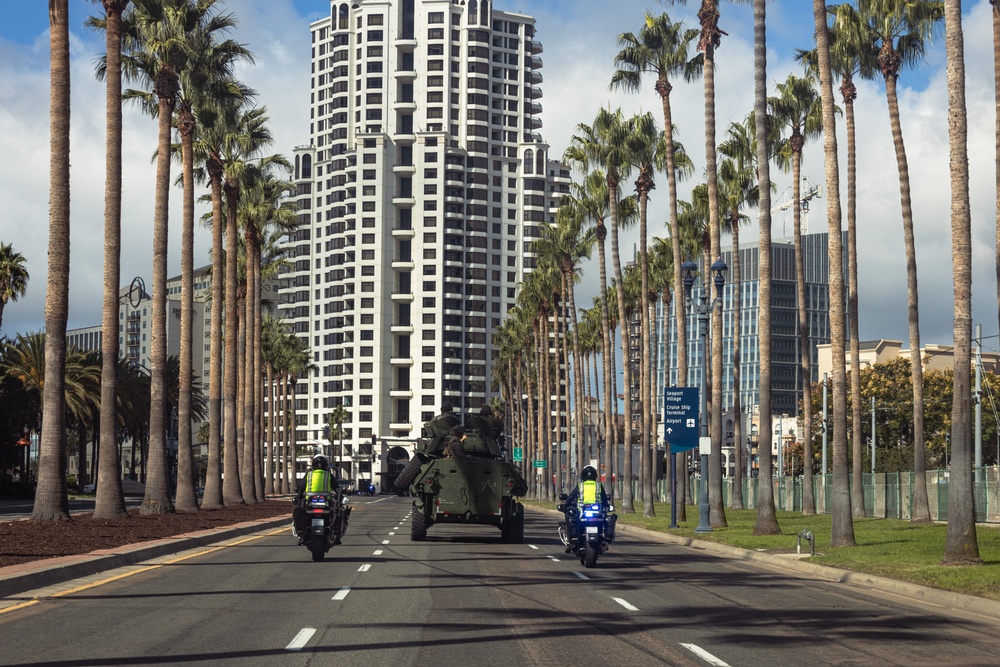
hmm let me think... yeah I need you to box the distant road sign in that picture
[513,447,524,462]
[662,387,699,453]
[533,459,546,468]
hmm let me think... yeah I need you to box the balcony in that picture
[393,68,417,80]
[392,161,416,174]
[389,386,413,398]
[390,322,414,334]
[389,419,413,431]
[390,258,415,270]
[390,290,414,302]
[529,40,543,55]
[526,85,542,100]
[529,100,542,115]
[391,194,416,207]
[391,225,415,238]
[530,70,543,85]
[390,354,414,366]
[530,55,543,69]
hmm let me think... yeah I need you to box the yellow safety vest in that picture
[305,469,333,494]
[580,479,598,505]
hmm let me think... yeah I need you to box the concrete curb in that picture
[0,515,292,599]
[526,505,1000,621]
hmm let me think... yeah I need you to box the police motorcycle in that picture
[299,490,352,561]
[558,493,616,568]
[295,459,353,562]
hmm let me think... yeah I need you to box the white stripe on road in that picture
[528,544,539,550]
[572,571,590,580]
[382,539,390,544]
[389,531,396,535]
[612,597,639,611]
[285,628,316,651]
[373,549,383,556]
[332,587,351,601]
[358,563,371,572]
[680,643,731,667]
[547,555,560,562]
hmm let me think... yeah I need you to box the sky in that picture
[0,0,998,356]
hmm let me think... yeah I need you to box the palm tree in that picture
[622,113,667,517]
[172,7,252,513]
[798,4,878,521]
[813,0,855,548]
[769,73,824,516]
[32,0,72,522]
[86,0,130,519]
[717,119,761,509]
[611,19,702,497]
[752,0,781,537]
[942,0,980,566]
[853,0,943,528]
[0,242,30,335]
[565,108,637,512]
[120,0,200,515]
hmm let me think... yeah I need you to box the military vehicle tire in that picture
[411,510,428,541]
[395,457,422,489]
[501,506,524,543]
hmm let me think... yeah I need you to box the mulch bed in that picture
[0,499,291,569]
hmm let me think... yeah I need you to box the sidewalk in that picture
[0,514,292,600]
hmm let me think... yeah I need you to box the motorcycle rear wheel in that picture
[310,542,325,562]
[584,539,599,568]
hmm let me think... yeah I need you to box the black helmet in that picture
[312,455,329,471]
[480,405,493,417]
[441,401,453,413]
[581,465,598,482]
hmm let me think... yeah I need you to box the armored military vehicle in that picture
[395,407,528,542]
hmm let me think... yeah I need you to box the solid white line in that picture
[285,628,316,651]
[373,549,383,556]
[612,597,639,611]
[332,587,350,601]
[680,643,731,667]
[528,544,539,550]
[382,539,390,544]
[358,563,371,572]
[572,571,590,580]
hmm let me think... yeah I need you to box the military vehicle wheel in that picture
[411,510,428,541]
[310,543,325,562]
[501,506,524,544]
[395,457,422,490]
[583,539,598,568]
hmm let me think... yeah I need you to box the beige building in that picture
[817,339,1000,378]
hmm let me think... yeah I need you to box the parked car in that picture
[82,483,96,494]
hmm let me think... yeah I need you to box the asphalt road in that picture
[2,496,1000,666]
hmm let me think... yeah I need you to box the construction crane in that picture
[771,176,822,238]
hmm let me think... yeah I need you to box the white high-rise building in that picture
[279,0,568,485]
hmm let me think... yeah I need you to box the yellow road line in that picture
[1,526,288,613]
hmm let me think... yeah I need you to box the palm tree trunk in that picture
[202,160,225,510]
[139,70,178,516]
[253,252,265,500]
[596,224,616,502]
[884,75,930,524]
[94,0,128,520]
[239,289,255,502]
[265,362,275,495]
[844,88,866,520]
[730,219,745,510]
[175,107,198,513]
[814,0,854,547]
[753,0,780,536]
[943,0,980,563]
[638,186,654,517]
[223,180,243,505]
[793,152,815,516]
[610,182,635,513]
[702,32,727,529]
[568,274,586,488]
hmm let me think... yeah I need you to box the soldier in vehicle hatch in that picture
[423,401,463,457]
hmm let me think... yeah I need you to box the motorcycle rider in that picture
[293,455,345,545]
[562,465,615,550]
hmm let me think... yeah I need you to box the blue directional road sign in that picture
[662,387,699,452]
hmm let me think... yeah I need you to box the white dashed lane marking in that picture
[373,549,383,556]
[681,643,731,667]
[612,597,639,611]
[547,555,560,562]
[358,563,371,572]
[285,628,316,651]
[382,540,390,545]
[332,587,350,601]
[528,544,539,550]
[572,571,589,580]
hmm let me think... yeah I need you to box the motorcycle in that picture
[558,494,616,568]
[297,491,352,562]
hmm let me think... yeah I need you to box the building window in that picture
[361,346,373,357]
[367,14,384,26]
[429,11,444,23]
[361,281,374,292]
[362,233,375,244]
[367,30,383,41]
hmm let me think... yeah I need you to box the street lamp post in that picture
[682,257,727,534]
